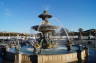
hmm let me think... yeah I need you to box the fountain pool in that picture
[7,45,84,55]
[4,11,88,63]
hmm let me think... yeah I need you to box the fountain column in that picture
[39,11,49,49]
[32,10,59,49]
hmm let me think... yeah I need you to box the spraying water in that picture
[53,17,70,41]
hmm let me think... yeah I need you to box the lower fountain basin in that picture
[5,45,87,63]
[7,45,83,55]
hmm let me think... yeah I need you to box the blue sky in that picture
[0,0,96,33]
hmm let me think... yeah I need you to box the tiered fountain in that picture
[30,11,88,63]
[32,10,59,49]
[5,11,88,63]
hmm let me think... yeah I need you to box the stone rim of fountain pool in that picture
[7,45,84,55]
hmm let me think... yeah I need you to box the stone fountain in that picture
[30,11,88,63]
[4,11,88,63]
[32,10,59,49]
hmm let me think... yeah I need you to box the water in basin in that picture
[8,45,82,55]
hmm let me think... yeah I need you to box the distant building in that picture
[0,32,31,36]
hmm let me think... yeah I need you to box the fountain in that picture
[32,10,73,52]
[30,10,88,63]
[32,10,59,49]
[4,11,88,63]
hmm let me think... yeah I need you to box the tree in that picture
[78,28,83,33]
